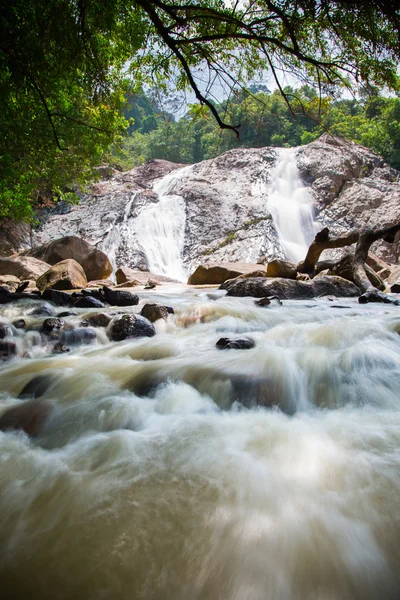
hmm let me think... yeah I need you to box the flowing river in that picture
[1,289,400,599]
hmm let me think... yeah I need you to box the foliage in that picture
[1,0,400,219]
[112,88,400,171]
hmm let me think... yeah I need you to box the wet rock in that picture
[0,340,18,360]
[266,259,297,279]
[216,337,255,350]
[41,288,72,306]
[391,283,400,293]
[255,296,283,307]
[0,256,51,280]
[358,290,399,304]
[0,400,52,436]
[26,236,113,281]
[73,296,105,308]
[0,323,13,338]
[85,312,112,328]
[29,303,56,317]
[110,314,156,341]
[57,311,77,318]
[102,286,139,307]
[141,303,169,322]
[19,374,56,399]
[144,279,157,289]
[52,342,70,354]
[36,259,88,292]
[188,262,265,285]
[222,276,359,299]
[42,317,65,333]
[60,327,97,345]
[12,318,26,329]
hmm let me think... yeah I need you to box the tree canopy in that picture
[1,0,399,219]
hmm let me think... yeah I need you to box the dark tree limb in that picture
[297,227,360,274]
[353,224,400,294]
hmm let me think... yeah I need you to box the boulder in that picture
[222,276,359,299]
[115,267,177,285]
[140,303,169,322]
[84,313,112,328]
[41,288,72,306]
[0,256,51,280]
[42,318,65,333]
[102,286,139,307]
[110,314,156,341]
[27,236,112,281]
[87,279,115,288]
[29,303,56,317]
[0,400,52,435]
[266,259,297,279]
[216,337,255,350]
[188,262,265,285]
[73,296,105,308]
[114,280,142,288]
[0,275,20,289]
[36,259,87,292]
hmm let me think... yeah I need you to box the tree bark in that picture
[297,227,360,275]
[353,224,400,294]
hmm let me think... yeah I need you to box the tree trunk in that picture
[297,227,360,275]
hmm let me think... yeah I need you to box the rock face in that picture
[27,236,112,281]
[36,259,88,292]
[222,276,360,299]
[0,256,51,280]
[188,263,266,285]
[23,136,400,275]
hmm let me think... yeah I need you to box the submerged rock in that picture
[216,337,255,350]
[19,374,56,399]
[0,323,13,338]
[60,327,97,345]
[110,314,156,341]
[0,400,52,436]
[29,303,56,317]
[358,290,399,304]
[0,340,19,360]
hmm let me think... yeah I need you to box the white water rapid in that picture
[1,290,400,599]
[268,148,318,263]
[134,166,192,282]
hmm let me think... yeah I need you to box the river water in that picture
[1,289,400,599]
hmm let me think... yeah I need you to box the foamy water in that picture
[1,291,400,599]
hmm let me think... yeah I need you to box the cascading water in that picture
[1,291,400,599]
[268,148,318,263]
[134,166,192,282]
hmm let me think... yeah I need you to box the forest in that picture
[114,86,400,169]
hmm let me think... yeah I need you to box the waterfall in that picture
[268,148,318,263]
[134,166,191,282]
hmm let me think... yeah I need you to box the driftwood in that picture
[298,224,400,300]
[297,227,359,274]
